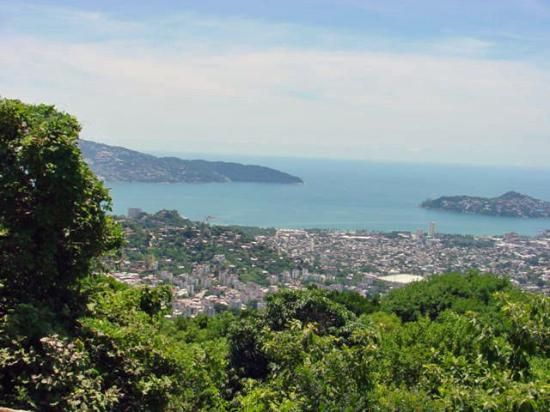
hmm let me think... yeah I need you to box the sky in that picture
[1,0,550,167]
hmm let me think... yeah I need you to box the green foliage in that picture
[228,276,549,411]
[139,285,172,317]
[3,303,61,342]
[0,332,120,411]
[264,288,356,334]
[2,272,549,411]
[0,99,227,410]
[79,280,229,411]
[173,311,236,343]
[228,314,270,382]
[326,289,380,316]
[380,271,512,322]
[1,277,230,411]
[0,98,122,309]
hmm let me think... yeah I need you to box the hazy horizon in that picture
[2,0,550,167]
[87,138,550,172]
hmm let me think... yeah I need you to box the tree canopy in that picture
[0,98,122,309]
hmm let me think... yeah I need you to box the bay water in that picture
[107,157,550,236]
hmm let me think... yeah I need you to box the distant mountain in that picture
[79,140,303,184]
[421,191,550,218]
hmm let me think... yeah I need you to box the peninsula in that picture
[79,140,303,184]
[421,191,550,218]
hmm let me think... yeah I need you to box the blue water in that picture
[106,157,550,236]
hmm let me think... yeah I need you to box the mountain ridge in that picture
[79,140,303,184]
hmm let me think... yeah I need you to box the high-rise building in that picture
[428,221,437,237]
[128,207,143,218]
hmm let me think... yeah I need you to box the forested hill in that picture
[421,191,550,218]
[79,139,303,184]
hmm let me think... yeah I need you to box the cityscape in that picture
[110,209,550,317]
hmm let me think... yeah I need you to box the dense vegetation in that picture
[1,99,549,411]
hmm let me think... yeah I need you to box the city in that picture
[109,209,550,317]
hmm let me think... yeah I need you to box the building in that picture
[428,221,437,237]
[128,208,143,218]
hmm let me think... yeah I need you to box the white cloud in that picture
[1,4,549,167]
[428,37,494,56]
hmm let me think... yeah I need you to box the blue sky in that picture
[1,0,550,166]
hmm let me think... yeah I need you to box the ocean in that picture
[106,156,550,236]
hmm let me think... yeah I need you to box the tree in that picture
[264,288,355,334]
[0,98,122,310]
[380,271,511,322]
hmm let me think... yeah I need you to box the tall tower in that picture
[428,221,437,237]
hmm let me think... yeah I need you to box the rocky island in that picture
[421,191,550,218]
[79,140,303,184]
